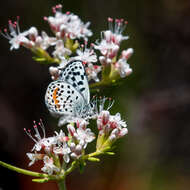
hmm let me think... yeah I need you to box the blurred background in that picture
[1,0,190,189]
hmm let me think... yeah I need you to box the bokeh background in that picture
[1,0,190,189]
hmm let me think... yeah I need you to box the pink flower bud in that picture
[121,48,134,60]
[67,124,76,137]
[119,128,128,137]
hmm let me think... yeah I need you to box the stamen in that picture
[33,121,41,140]
[39,119,46,138]
[108,17,113,31]
[24,128,38,143]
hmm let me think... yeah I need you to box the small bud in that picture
[87,157,100,162]
[121,48,134,60]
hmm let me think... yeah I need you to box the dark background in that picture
[1,0,190,189]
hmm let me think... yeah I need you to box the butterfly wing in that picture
[45,80,86,117]
[58,60,90,103]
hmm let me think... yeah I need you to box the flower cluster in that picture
[25,104,127,175]
[95,18,133,79]
[1,4,133,83]
[25,119,95,175]
[44,4,92,40]
[97,111,128,140]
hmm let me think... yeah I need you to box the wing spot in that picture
[80,88,85,92]
[78,81,83,85]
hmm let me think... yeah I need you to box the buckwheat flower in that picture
[41,156,60,175]
[65,16,92,40]
[75,126,95,148]
[70,143,83,159]
[109,127,128,141]
[24,120,56,152]
[53,40,71,59]
[109,113,127,129]
[26,153,44,166]
[97,110,110,130]
[95,18,130,64]
[1,18,31,50]
[45,4,92,40]
[79,118,90,128]
[94,40,119,60]
[53,131,71,163]
[115,58,132,78]
[49,66,60,80]
[105,18,129,45]
[86,63,101,82]
[75,46,97,64]
[36,31,57,50]
[54,130,69,144]
[28,27,38,41]
[121,48,134,60]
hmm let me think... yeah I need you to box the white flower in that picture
[109,113,127,129]
[105,18,129,45]
[24,120,56,152]
[49,66,60,80]
[35,31,57,50]
[26,153,44,166]
[85,63,101,82]
[94,40,119,60]
[54,130,69,144]
[53,40,71,59]
[115,58,132,78]
[1,19,31,50]
[75,127,95,148]
[96,109,128,140]
[75,48,97,64]
[70,143,83,159]
[32,137,56,152]
[41,156,59,175]
[53,144,71,163]
[97,110,110,130]
[95,18,130,65]
[45,5,92,40]
[28,27,38,41]
[121,48,134,60]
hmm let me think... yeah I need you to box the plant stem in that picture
[57,179,67,190]
[0,161,48,178]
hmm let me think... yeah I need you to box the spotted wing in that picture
[45,80,85,116]
[59,60,90,103]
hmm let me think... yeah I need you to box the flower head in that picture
[24,119,56,152]
[44,4,92,40]
[97,110,128,140]
[41,156,60,175]
[1,17,31,50]
[26,153,44,166]
[53,40,71,59]
[75,43,97,64]
[115,58,133,78]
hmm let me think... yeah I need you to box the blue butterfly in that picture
[45,60,91,123]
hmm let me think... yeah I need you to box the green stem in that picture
[57,179,67,190]
[0,161,48,178]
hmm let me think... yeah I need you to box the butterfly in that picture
[45,60,91,122]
